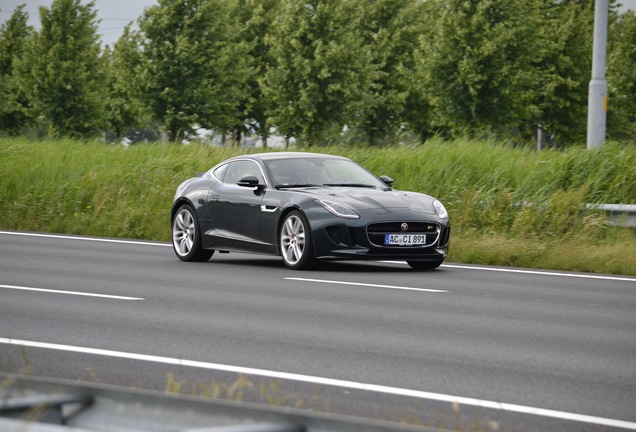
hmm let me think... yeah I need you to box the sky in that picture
[1,0,636,48]
[0,0,156,47]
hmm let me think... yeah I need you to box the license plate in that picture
[384,233,426,246]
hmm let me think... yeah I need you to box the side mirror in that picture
[237,176,262,188]
[379,175,394,187]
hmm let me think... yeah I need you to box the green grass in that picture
[1,137,634,275]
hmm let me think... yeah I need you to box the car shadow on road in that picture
[207,255,436,274]
[316,261,442,273]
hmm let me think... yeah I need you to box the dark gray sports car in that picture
[171,152,450,270]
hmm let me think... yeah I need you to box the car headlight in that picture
[318,200,360,219]
[433,200,448,219]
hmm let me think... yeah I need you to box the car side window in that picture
[212,163,229,182]
[223,160,264,185]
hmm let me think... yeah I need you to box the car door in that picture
[206,159,265,248]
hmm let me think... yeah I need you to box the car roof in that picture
[231,152,350,162]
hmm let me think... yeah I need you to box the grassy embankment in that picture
[1,137,634,275]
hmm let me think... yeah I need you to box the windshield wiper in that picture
[323,183,378,188]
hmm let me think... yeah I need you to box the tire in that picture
[407,260,443,270]
[172,204,214,262]
[279,210,315,270]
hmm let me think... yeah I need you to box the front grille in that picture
[367,222,440,247]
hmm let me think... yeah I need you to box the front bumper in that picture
[312,222,450,262]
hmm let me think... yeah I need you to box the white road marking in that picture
[383,261,636,283]
[285,277,447,293]
[0,230,171,247]
[1,338,635,431]
[3,230,634,282]
[0,284,144,300]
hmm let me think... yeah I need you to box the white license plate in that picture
[384,233,426,246]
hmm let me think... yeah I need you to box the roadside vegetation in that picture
[1,0,635,146]
[1,137,634,275]
[1,1,635,275]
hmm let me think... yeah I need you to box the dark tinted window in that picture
[212,163,229,181]
[223,160,264,185]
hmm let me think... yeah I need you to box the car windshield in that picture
[265,158,387,189]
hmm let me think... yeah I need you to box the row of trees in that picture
[1,0,635,146]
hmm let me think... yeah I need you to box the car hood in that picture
[300,187,437,215]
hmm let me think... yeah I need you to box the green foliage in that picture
[0,138,243,239]
[103,25,147,141]
[0,5,33,135]
[353,0,427,145]
[416,0,544,138]
[0,5,30,76]
[1,137,635,275]
[534,0,594,144]
[19,0,106,137]
[231,0,280,144]
[0,0,635,145]
[607,11,636,139]
[138,0,252,142]
[263,0,375,145]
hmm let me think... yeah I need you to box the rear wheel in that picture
[407,260,443,270]
[280,211,315,270]
[172,204,214,262]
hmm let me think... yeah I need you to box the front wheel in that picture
[280,211,315,270]
[407,260,443,270]
[172,204,214,262]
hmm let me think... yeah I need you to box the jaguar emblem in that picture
[400,223,409,232]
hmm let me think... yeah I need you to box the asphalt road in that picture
[1,230,635,431]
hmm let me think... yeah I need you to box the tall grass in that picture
[1,137,634,275]
[0,138,245,239]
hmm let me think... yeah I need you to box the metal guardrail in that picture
[586,204,636,227]
[0,374,443,432]
[0,392,94,425]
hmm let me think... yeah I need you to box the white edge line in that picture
[2,231,633,283]
[0,338,634,431]
[382,261,636,283]
[0,285,144,301]
[0,231,171,247]
[285,277,447,293]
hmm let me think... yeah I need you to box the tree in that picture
[231,0,279,146]
[263,0,375,146]
[0,5,33,135]
[607,10,636,140]
[138,0,252,142]
[533,0,594,145]
[103,25,147,141]
[415,0,543,139]
[354,0,426,145]
[21,0,105,137]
